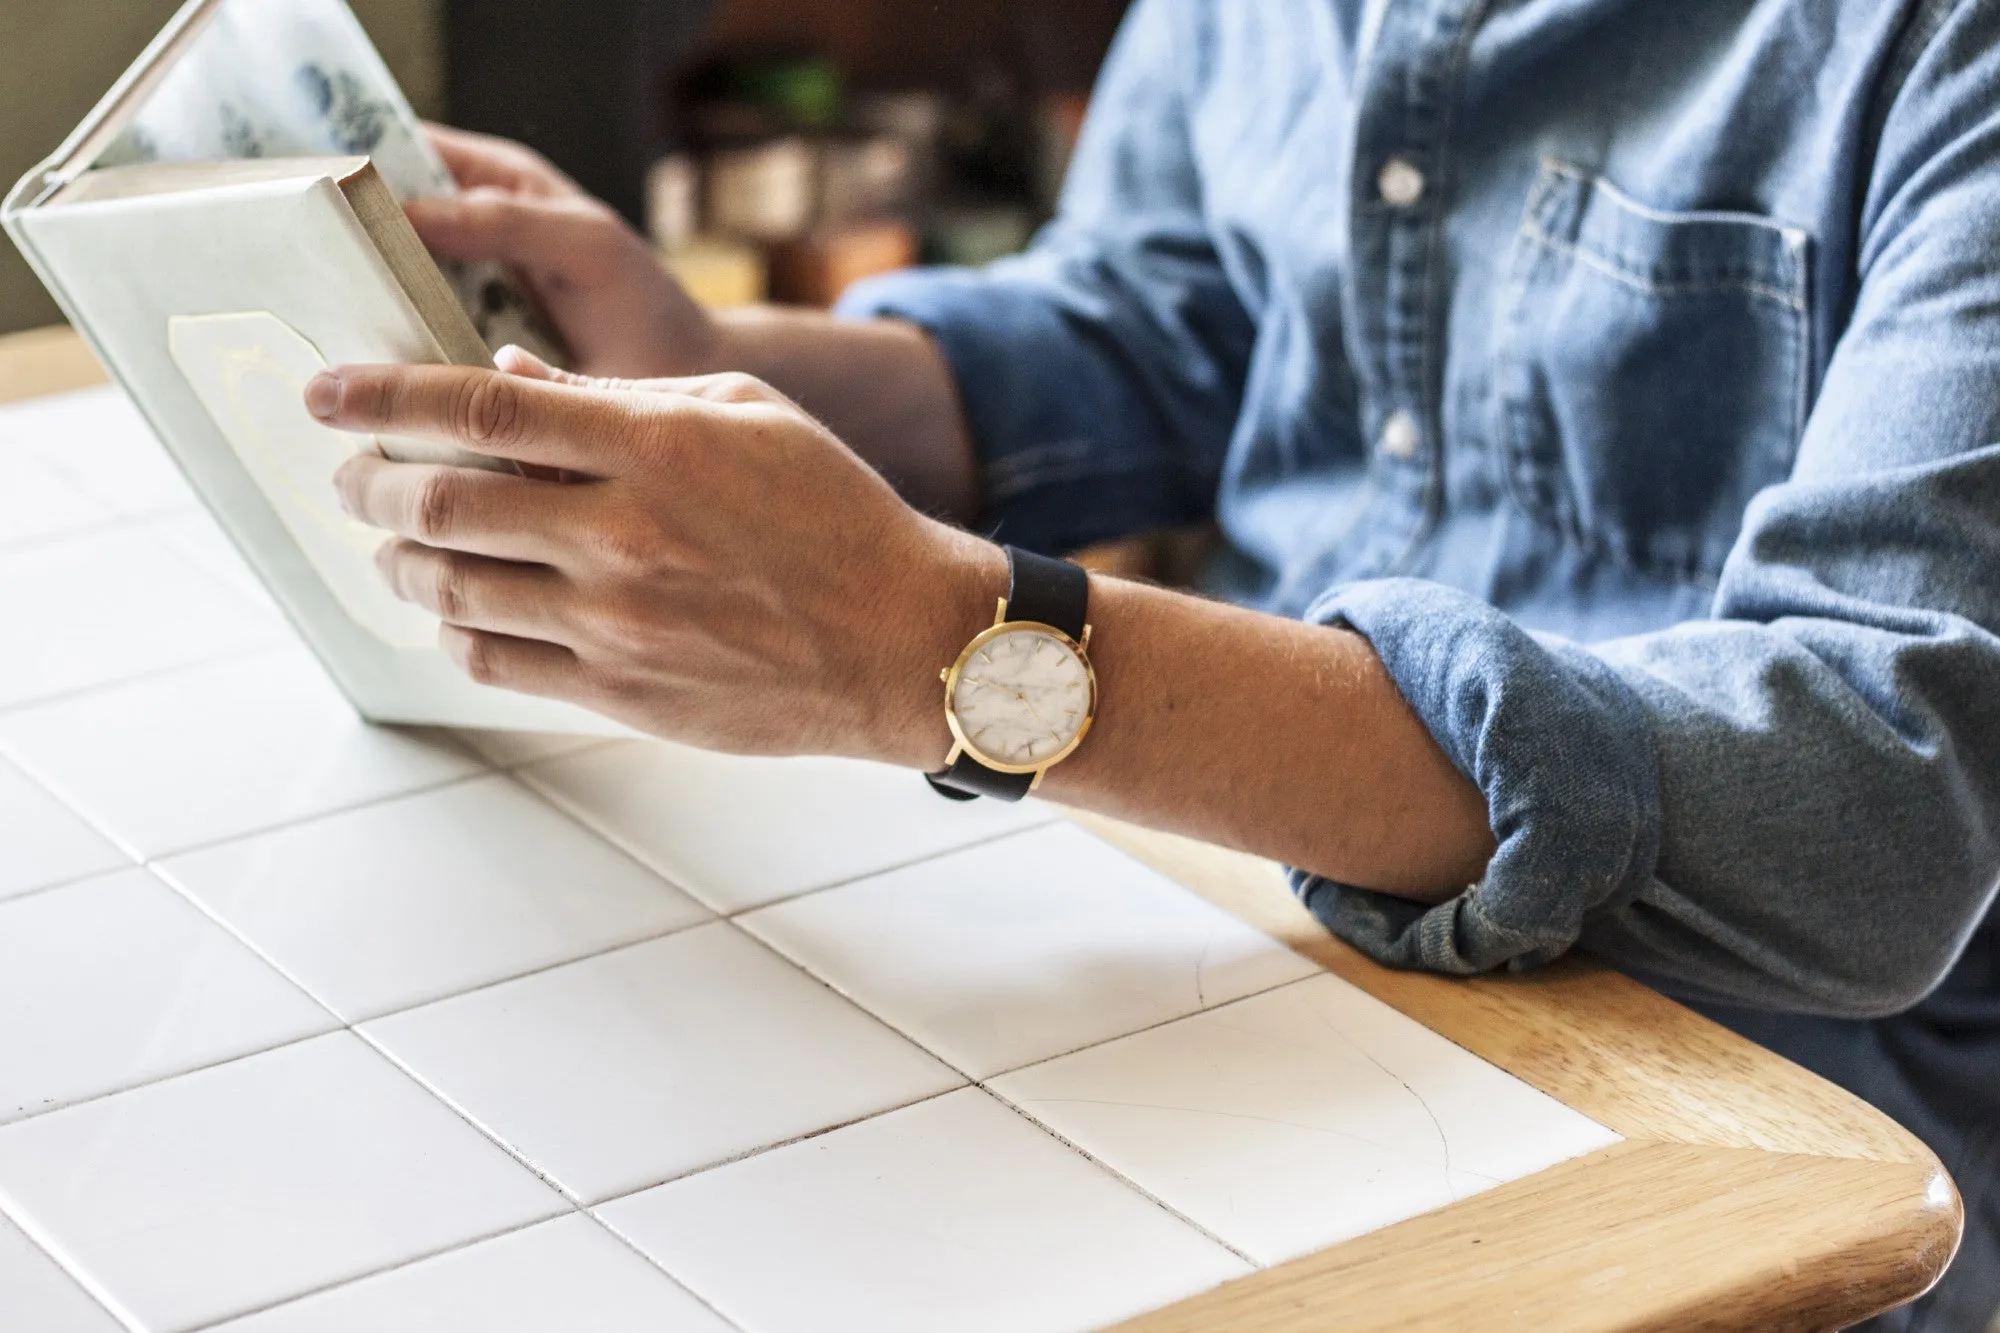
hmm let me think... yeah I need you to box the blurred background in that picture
[0,0,1132,335]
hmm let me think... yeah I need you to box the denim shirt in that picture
[841,1,1999,1323]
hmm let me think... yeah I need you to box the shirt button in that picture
[1379,410,1420,460]
[1377,157,1426,208]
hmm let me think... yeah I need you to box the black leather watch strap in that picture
[999,546,1089,641]
[926,547,1089,803]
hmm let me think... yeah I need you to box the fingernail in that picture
[305,372,342,421]
[495,344,545,376]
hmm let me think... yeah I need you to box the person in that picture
[306,2,1997,1325]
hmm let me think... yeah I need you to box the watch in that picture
[927,546,1097,802]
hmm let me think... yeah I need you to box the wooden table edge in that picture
[0,326,1964,1330]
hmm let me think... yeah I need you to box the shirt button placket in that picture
[1345,0,1483,576]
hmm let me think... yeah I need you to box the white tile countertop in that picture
[0,387,1622,1332]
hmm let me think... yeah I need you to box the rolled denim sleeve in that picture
[835,0,1255,555]
[1294,7,2000,1018]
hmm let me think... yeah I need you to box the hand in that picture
[311,348,1003,765]
[410,124,721,381]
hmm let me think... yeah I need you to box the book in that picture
[3,0,624,736]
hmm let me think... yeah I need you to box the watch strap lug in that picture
[927,750,1037,802]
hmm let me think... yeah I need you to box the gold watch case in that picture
[939,598,1098,787]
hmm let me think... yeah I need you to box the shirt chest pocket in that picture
[1491,161,1813,582]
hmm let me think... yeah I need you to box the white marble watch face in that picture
[952,628,1092,768]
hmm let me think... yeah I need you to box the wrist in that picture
[865,523,1007,772]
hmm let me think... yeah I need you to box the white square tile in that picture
[991,973,1624,1265]
[0,648,482,857]
[521,741,1053,913]
[742,822,1321,1079]
[600,1087,1250,1333]
[0,1213,121,1333]
[0,527,282,711]
[212,1214,732,1333]
[162,775,711,1021]
[0,453,114,550]
[363,923,962,1203]
[0,757,126,900]
[0,869,336,1125]
[1,386,200,518]
[0,1033,567,1333]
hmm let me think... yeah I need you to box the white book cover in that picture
[4,0,623,737]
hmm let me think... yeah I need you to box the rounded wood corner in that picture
[1115,1142,1962,1333]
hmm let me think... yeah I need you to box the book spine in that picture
[4,160,139,405]
[3,156,227,560]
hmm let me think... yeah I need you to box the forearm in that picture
[712,308,980,522]
[877,534,1496,901]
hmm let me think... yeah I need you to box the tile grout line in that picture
[140,766,496,867]
[174,1211,580,1333]
[3,734,1299,1317]
[699,897,1314,1267]
[0,800,1060,1132]
[344,1025,590,1207]
[515,762,1059,918]
[736,895,1327,1091]
[46,866,953,1317]
[0,693,502,872]
[132,859,666,1215]
[98,853,592,1214]
[0,889,698,1132]
[718,816,1063,919]
[582,1083,971,1214]
[0,916,1323,1139]
[0,492,206,562]
[0,641,290,728]
[729,913,1329,1270]
[0,863,142,912]
[0,640,278,724]
[0,1182,146,1333]
[978,1082,1263,1271]
[0,514,140,560]
[326,909,719,1024]
[578,1210,750,1333]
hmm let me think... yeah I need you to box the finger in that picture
[641,370,792,409]
[493,347,783,409]
[375,539,574,642]
[334,452,595,562]
[495,344,584,385]
[405,189,614,268]
[440,624,589,700]
[310,363,651,474]
[495,344,648,395]
[422,122,577,197]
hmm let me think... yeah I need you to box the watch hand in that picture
[1015,690,1055,735]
